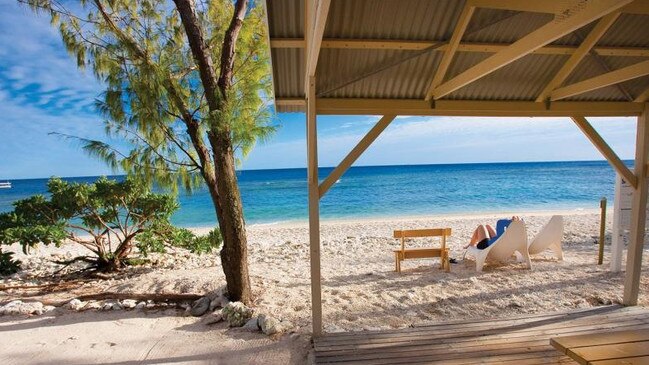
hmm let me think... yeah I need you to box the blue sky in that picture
[0,3,638,180]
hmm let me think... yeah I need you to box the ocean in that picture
[0,160,624,227]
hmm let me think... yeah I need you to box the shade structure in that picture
[263,0,649,336]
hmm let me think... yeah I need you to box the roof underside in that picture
[265,0,649,115]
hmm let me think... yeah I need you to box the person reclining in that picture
[464,216,521,250]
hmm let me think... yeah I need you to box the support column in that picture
[307,75,323,335]
[623,103,648,305]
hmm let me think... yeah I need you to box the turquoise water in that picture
[0,160,625,227]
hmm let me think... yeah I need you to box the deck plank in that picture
[314,305,649,365]
[550,329,649,353]
[317,306,637,344]
[568,340,649,364]
[590,355,649,365]
[316,313,649,351]
[315,317,649,352]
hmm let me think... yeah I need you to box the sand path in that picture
[0,309,310,364]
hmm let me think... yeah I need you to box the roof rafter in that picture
[424,4,475,100]
[470,0,649,15]
[431,0,632,100]
[551,60,649,101]
[305,0,331,88]
[536,12,621,102]
[285,98,644,117]
[270,37,649,57]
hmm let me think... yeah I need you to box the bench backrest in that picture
[394,228,452,252]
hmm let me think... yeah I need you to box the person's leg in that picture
[486,224,496,238]
[466,225,489,248]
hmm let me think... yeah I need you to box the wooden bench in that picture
[551,329,649,364]
[393,228,452,273]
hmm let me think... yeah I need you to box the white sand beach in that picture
[1,210,648,364]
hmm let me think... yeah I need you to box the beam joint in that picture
[536,12,621,102]
[425,4,475,100]
[432,0,632,100]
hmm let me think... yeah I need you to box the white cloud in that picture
[0,3,103,116]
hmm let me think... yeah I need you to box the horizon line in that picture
[1,158,631,181]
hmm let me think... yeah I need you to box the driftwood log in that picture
[1,292,203,307]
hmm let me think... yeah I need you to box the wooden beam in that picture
[593,46,649,58]
[621,0,649,15]
[634,87,649,103]
[469,0,649,15]
[319,115,397,197]
[551,60,649,101]
[623,103,648,306]
[468,0,571,14]
[425,5,475,100]
[298,98,644,117]
[271,37,649,57]
[270,38,305,48]
[432,0,632,100]
[320,39,440,51]
[306,75,323,336]
[536,12,621,102]
[304,0,311,94]
[571,116,637,188]
[305,0,331,79]
[275,98,306,107]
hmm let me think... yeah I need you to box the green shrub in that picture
[0,248,21,276]
[0,177,189,272]
[183,228,222,254]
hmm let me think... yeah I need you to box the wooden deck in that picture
[313,305,649,364]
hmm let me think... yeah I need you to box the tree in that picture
[23,0,272,302]
[0,177,214,272]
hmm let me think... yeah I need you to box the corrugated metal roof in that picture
[447,53,570,101]
[317,49,443,99]
[266,0,649,112]
[266,0,303,38]
[462,10,553,44]
[598,14,649,47]
[270,48,304,98]
[325,0,465,40]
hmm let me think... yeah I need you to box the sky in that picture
[0,2,638,180]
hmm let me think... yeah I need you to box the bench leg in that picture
[444,251,451,272]
[438,250,446,271]
[395,252,401,273]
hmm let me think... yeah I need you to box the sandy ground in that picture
[1,209,648,364]
[0,309,310,364]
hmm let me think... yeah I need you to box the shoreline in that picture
[189,207,604,232]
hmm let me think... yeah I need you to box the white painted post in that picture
[611,174,623,272]
[307,75,323,335]
[623,104,648,306]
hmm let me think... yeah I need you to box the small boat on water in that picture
[0,181,11,189]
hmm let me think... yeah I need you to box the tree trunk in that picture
[210,132,252,304]
[173,0,252,304]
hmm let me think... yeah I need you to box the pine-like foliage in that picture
[23,0,274,193]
